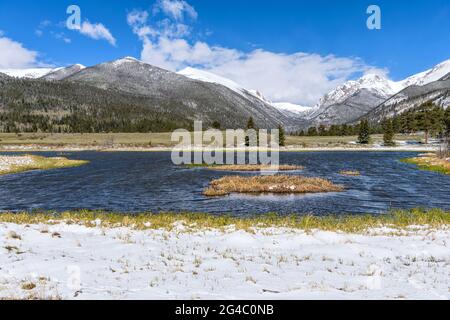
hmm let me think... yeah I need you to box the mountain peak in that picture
[314,73,400,109]
[109,56,144,68]
[119,56,141,63]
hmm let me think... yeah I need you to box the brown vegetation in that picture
[339,170,361,176]
[203,175,344,196]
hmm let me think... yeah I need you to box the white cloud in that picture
[78,21,116,46]
[52,32,72,44]
[0,36,38,68]
[127,10,149,26]
[206,51,384,106]
[154,0,198,21]
[363,67,390,78]
[128,1,390,105]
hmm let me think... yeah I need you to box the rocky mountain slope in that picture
[363,77,450,124]
[303,60,450,127]
[65,57,291,129]
[399,59,450,87]
[42,64,85,81]
[2,57,450,132]
[0,58,293,132]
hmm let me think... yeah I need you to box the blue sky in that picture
[0,0,449,105]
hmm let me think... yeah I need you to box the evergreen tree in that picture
[278,124,286,147]
[417,103,432,144]
[357,119,371,144]
[247,117,255,130]
[318,124,326,136]
[245,117,257,147]
[212,121,221,130]
[383,118,395,146]
[445,107,450,136]
[406,112,418,133]
[307,127,318,136]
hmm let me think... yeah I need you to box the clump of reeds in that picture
[203,175,344,196]
[339,170,361,176]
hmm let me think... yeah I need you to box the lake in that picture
[0,151,449,216]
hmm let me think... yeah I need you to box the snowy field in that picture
[0,222,448,300]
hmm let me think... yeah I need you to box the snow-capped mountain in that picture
[42,64,85,81]
[178,67,313,119]
[65,57,292,128]
[314,74,403,110]
[0,68,57,79]
[304,59,450,127]
[364,78,450,124]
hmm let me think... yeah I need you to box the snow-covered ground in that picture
[0,156,34,173]
[0,222,448,300]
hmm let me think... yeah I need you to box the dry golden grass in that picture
[0,209,448,233]
[203,175,344,196]
[0,155,88,175]
[339,170,361,176]
[204,164,303,171]
[402,154,450,175]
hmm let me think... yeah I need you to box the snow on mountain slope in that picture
[400,59,450,87]
[314,74,402,110]
[66,57,293,129]
[272,102,313,115]
[0,68,57,79]
[178,67,271,104]
[42,64,85,81]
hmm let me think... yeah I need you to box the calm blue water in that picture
[0,151,449,216]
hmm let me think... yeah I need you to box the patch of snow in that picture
[313,59,450,112]
[400,59,450,87]
[0,222,448,300]
[111,56,142,67]
[0,68,57,79]
[178,67,272,104]
[0,156,34,172]
[272,102,313,115]
[315,74,403,109]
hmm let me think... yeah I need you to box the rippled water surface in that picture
[1,151,449,216]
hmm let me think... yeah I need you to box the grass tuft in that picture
[339,170,361,176]
[203,175,344,196]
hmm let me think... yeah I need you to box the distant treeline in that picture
[293,103,450,138]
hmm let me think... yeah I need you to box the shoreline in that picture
[0,144,438,153]
[1,210,448,300]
